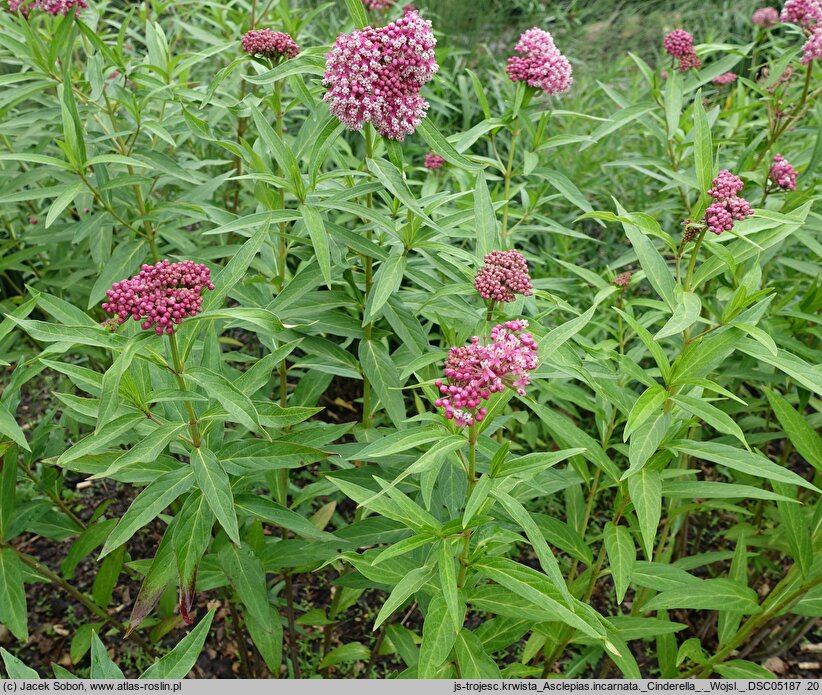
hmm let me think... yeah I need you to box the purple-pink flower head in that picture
[614,271,632,288]
[769,154,798,190]
[473,250,534,303]
[241,30,299,61]
[322,10,438,142]
[663,29,694,59]
[102,260,215,336]
[704,170,753,235]
[9,0,87,14]
[752,6,780,26]
[434,320,539,428]
[363,0,393,8]
[801,27,822,63]
[677,52,702,72]
[713,72,737,86]
[506,28,573,95]
[424,152,445,170]
[780,0,822,26]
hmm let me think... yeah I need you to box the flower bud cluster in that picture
[473,250,533,303]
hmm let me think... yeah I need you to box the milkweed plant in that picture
[0,0,820,681]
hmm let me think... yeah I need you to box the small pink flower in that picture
[614,272,632,287]
[435,320,539,428]
[704,170,753,235]
[708,170,745,199]
[769,154,798,190]
[677,52,702,72]
[424,152,445,170]
[9,0,86,14]
[28,217,38,225]
[506,28,573,95]
[102,260,215,336]
[752,6,779,26]
[363,0,392,8]
[713,72,737,86]
[780,0,822,26]
[241,29,299,61]
[473,250,533,303]
[323,10,438,141]
[663,29,694,59]
[801,27,822,64]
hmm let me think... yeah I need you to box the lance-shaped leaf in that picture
[191,447,240,545]
[140,609,215,679]
[0,548,28,642]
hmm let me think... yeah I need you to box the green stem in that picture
[684,228,707,292]
[167,331,201,448]
[456,425,478,588]
[361,126,376,429]
[500,129,519,248]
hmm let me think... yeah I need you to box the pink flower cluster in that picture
[663,29,701,71]
[363,0,392,8]
[769,154,798,190]
[102,260,215,336]
[704,170,753,235]
[780,0,822,26]
[506,28,573,95]
[752,6,779,27]
[473,250,533,303]
[802,27,822,63]
[614,271,632,288]
[9,0,86,15]
[713,72,737,86]
[424,152,445,170]
[241,30,299,61]
[322,10,438,141]
[435,320,539,427]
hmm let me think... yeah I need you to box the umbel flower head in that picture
[769,154,798,190]
[677,52,702,72]
[704,170,753,235]
[102,260,215,336]
[713,72,737,85]
[9,0,86,15]
[424,152,445,170]
[752,6,779,27]
[473,250,533,303]
[780,0,822,26]
[614,271,632,288]
[435,320,539,428]
[506,28,573,95]
[323,10,438,141]
[801,27,822,64]
[663,29,694,58]
[241,30,299,61]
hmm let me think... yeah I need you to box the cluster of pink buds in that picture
[363,0,393,8]
[801,27,822,64]
[102,260,215,336]
[780,0,822,27]
[241,30,299,61]
[435,320,539,428]
[9,0,86,15]
[506,28,573,95]
[614,271,632,288]
[424,152,445,170]
[663,29,701,72]
[752,6,779,27]
[322,10,438,141]
[473,250,533,303]
[713,72,737,86]
[704,170,753,235]
[769,154,798,190]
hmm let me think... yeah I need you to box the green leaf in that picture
[191,447,240,545]
[654,291,702,340]
[692,91,713,219]
[714,660,776,679]
[188,367,263,436]
[453,629,501,678]
[0,447,16,542]
[90,633,125,679]
[463,474,493,527]
[140,609,215,679]
[764,389,822,472]
[538,304,596,360]
[45,181,83,228]
[359,340,406,429]
[583,102,656,149]
[604,523,635,603]
[234,494,337,541]
[643,579,760,613]
[374,565,435,630]
[300,205,332,289]
[219,545,271,620]
[625,412,670,478]
[101,468,194,557]
[628,468,661,557]
[667,440,818,492]
[365,250,406,323]
[438,541,461,632]
[366,157,439,230]
[0,549,28,642]
[128,524,177,631]
[664,70,683,138]
[418,596,458,677]
[417,119,482,172]
[318,642,370,670]
[624,385,667,441]
[773,482,812,577]
[94,422,187,479]
[670,395,748,448]
[618,204,676,309]
[1,648,39,679]
[87,240,147,309]
[473,170,497,260]
[249,104,302,197]
[661,481,795,502]
[172,491,213,601]
[344,0,368,28]
[0,402,29,451]
[736,339,822,396]
[537,169,593,215]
